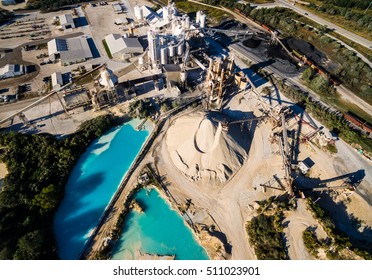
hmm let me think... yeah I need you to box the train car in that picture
[261,24,272,32]
[292,49,304,59]
[344,112,372,134]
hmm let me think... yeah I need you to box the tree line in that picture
[0,115,117,259]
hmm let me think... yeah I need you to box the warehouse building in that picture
[59,13,75,30]
[48,37,93,66]
[104,34,143,60]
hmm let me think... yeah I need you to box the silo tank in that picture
[169,45,175,57]
[177,43,184,56]
[160,47,168,65]
[200,13,206,28]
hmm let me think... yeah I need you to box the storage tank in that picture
[196,11,201,24]
[162,6,169,20]
[185,15,190,29]
[199,12,206,28]
[177,43,184,56]
[134,5,143,20]
[160,47,168,65]
[168,45,175,57]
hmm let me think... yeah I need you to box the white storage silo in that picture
[160,47,168,65]
[177,43,184,56]
[134,5,143,20]
[200,12,206,28]
[168,45,176,57]
[196,11,201,24]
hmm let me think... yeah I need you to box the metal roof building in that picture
[51,72,63,90]
[59,13,75,30]
[0,64,24,80]
[48,37,93,66]
[104,34,143,60]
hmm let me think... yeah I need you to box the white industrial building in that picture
[59,13,75,30]
[0,64,24,80]
[51,72,63,90]
[104,34,143,60]
[48,37,93,66]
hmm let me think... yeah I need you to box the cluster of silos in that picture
[159,41,185,65]
[148,29,186,67]
[196,11,206,28]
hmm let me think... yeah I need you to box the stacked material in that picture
[166,113,247,185]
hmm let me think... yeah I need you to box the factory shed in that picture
[51,72,63,90]
[59,14,75,30]
[0,64,24,79]
[104,34,143,60]
[48,37,93,66]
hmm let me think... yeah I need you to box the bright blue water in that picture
[112,187,209,260]
[54,119,150,260]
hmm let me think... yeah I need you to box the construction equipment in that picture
[213,115,266,132]
[301,127,321,143]
[275,112,295,196]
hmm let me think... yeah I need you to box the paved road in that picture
[271,0,372,49]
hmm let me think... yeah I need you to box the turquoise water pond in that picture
[54,119,150,259]
[111,187,209,260]
[54,118,208,260]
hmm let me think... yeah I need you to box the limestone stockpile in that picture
[166,112,247,185]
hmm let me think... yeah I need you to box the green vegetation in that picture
[301,67,335,96]
[241,7,372,105]
[302,227,322,257]
[102,39,113,59]
[272,76,372,155]
[328,31,372,62]
[0,8,13,25]
[302,0,372,41]
[246,214,287,259]
[26,0,84,11]
[175,0,231,23]
[306,198,372,260]
[245,0,273,3]
[246,196,296,259]
[128,99,156,119]
[0,115,117,259]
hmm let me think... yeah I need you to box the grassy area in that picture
[328,31,372,62]
[246,196,296,260]
[306,198,372,260]
[175,1,232,23]
[102,39,113,59]
[298,2,372,41]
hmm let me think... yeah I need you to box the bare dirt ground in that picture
[283,199,327,260]
[0,162,8,191]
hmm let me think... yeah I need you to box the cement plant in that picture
[0,0,371,261]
